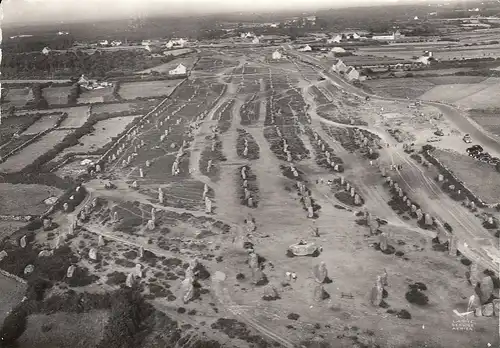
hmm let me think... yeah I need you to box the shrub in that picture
[287,313,300,321]
[405,288,428,306]
[397,309,412,319]
[0,303,28,344]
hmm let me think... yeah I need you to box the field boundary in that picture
[0,268,27,285]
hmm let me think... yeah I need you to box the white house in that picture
[332,59,348,73]
[142,40,152,46]
[272,50,282,60]
[298,45,312,52]
[331,47,346,54]
[252,37,260,44]
[41,47,51,55]
[169,64,188,76]
[240,32,255,39]
[345,66,360,81]
[111,40,122,46]
[166,38,187,49]
[416,51,433,65]
[372,30,403,41]
[98,40,109,46]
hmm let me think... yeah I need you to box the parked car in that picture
[463,134,472,143]
[467,145,483,153]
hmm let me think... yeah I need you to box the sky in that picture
[1,0,463,24]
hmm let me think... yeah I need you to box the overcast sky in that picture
[1,0,456,24]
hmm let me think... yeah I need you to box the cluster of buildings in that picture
[168,63,188,76]
[78,75,113,90]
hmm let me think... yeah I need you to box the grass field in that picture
[42,85,72,105]
[17,310,109,348]
[4,88,31,107]
[91,102,134,115]
[56,115,140,158]
[421,79,500,109]
[0,183,62,215]
[58,106,91,128]
[77,86,115,104]
[468,109,500,136]
[433,149,500,204]
[22,114,61,135]
[0,220,28,244]
[0,130,72,173]
[0,114,39,146]
[118,80,182,100]
[0,274,26,324]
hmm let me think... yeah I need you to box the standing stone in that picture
[132,181,139,189]
[139,168,144,178]
[67,265,76,278]
[249,253,259,270]
[63,202,70,212]
[98,235,105,247]
[287,152,292,162]
[151,208,156,222]
[147,219,155,230]
[244,188,251,200]
[381,167,386,177]
[243,180,248,188]
[350,187,355,197]
[307,206,314,218]
[0,250,7,262]
[470,201,476,210]
[135,264,143,278]
[480,276,494,304]
[424,213,433,226]
[448,235,458,256]
[468,294,482,312]
[469,263,482,287]
[158,188,164,204]
[313,285,325,302]
[206,159,213,173]
[334,164,339,172]
[493,299,500,316]
[406,199,411,207]
[379,233,388,252]
[370,282,384,307]
[416,209,423,221]
[146,160,151,167]
[24,264,34,276]
[381,269,388,287]
[354,194,361,205]
[126,273,135,288]
[19,235,27,248]
[438,174,444,182]
[394,183,399,191]
[243,146,249,157]
[402,196,407,202]
[247,197,254,207]
[89,248,97,261]
[205,197,212,214]
[398,188,403,197]
[346,182,350,191]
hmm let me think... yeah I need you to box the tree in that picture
[0,303,28,344]
[496,162,500,173]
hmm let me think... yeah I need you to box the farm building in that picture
[98,40,109,46]
[111,40,122,46]
[332,59,348,73]
[331,47,346,53]
[252,37,260,44]
[345,66,364,81]
[169,64,188,76]
[371,30,403,41]
[240,32,255,39]
[298,45,312,52]
[78,75,113,90]
[166,38,188,49]
[272,50,283,60]
[327,35,343,44]
[42,47,51,55]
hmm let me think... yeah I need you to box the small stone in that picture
[0,250,8,262]
[89,248,98,261]
[67,265,76,278]
[147,219,155,230]
[482,303,494,317]
[126,273,135,288]
[24,264,34,275]
[19,235,27,248]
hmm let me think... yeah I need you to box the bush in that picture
[0,303,28,344]
[405,288,429,306]
[396,309,412,319]
[287,313,300,321]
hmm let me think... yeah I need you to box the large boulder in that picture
[288,241,318,256]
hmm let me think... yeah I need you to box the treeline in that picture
[1,50,171,79]
[2,34,75,54]
[26,84,49,109]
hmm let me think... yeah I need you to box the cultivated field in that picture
[433,149,500,204]
[22,113,62,135]
[77,86,115,104]
[42,85,72,105]
[468,109,500,136]
[0,130,72,173]
[420,78,500,109]
[0,183,62,215]
[118,80,182,100]
[56,115,141,157]
[0,113,40,146]
[3,88,31,107]
[58,106,91,128]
